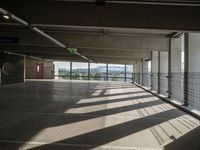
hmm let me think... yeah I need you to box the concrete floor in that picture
[0,80,200,150]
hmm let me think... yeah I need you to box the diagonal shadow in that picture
[29,109,184,150]
[164,125,200,150]
[0,94,163,147]
[84,97,161,116]
[35,95,161,127]
[69,94,153,109]
[95,86,138,90]
[91,90,145,97]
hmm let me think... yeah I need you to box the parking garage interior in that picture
[1,0,200,150]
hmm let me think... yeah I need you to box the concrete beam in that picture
[1,1,200,31]
[0,44,151,59]
[0,29,169,51]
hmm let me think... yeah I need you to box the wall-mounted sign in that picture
[68,48,77,54]
[2,62,15,75]
[0,37,19,44]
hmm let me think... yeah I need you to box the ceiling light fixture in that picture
[2,14,10,19]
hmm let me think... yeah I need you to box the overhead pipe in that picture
[53,0,200,6]
[0,7,94,62]
[1,50,44,60]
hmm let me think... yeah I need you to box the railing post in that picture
[106,63,108,81]
[151,51,153,90]
[168,38,172,98]
[184,33,189,106]
[70,61,72,80]
[124,64,127,82]
[88,62,90,80]
[141,59,144,86]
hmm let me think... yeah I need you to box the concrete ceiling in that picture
[0,0,198,64]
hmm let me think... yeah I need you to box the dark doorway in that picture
[36,63,43,79]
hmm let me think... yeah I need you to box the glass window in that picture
[72,62,88,80]
[90,63,107,81]
[53,61,70,80]
[108,64,125,81]
[126,64,133,82]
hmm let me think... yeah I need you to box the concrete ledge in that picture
[134,82,200,120]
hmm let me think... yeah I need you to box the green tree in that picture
[112,75,119,81]
[94,73,101,80]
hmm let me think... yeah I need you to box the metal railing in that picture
[152,73,158,92]
[142,73,151,88]
[171,72,184,103]
[160,73,168,96]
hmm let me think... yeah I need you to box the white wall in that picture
[170,37,184,103]
[188,33,200,110]
[152,51,158,91]
[171,38,181,73]
[26,58,54,79]
[189,33,200,72]
[160,51,168,95]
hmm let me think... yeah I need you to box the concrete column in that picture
[187,33,200,110]
[152,51,159,92]
[159,51,168,96]
[54,62,58,79]
[184,33,189,106]
[88,62,90,80]
[70,61,72,80]
[138,62,140,84]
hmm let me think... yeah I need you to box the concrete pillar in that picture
[152,51,159,92]
[54,62,59,79]
[159,51,168,96]
[188,33,200,110]
[143,58,150,88]
[134,62,139,84]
